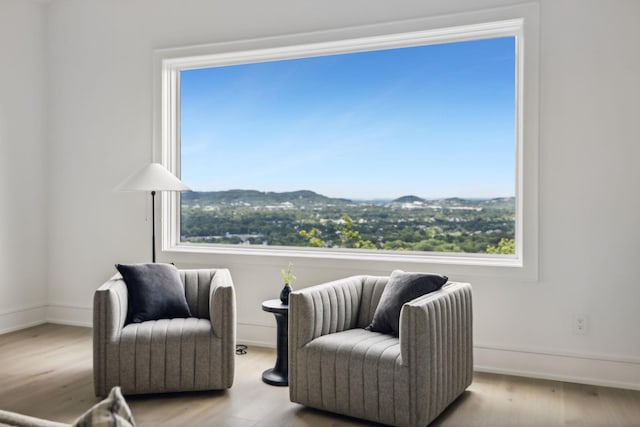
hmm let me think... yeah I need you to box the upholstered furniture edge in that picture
[0,410,69,427]
[400,281,474,426]
[93,274,128,397]
[204,268,236,388]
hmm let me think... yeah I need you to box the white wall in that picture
[43,0,640,389]
[0,0,48,333]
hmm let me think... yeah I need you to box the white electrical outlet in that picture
[573,315,588,335]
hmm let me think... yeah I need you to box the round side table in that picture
[261,299,289,386]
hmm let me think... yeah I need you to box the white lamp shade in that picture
[114,163,190,192]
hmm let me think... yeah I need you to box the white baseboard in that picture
[237,322,277,348]
[475,344,640,391]
[0,305,47,335]
[3,308,638,391]
[46,303,92,328]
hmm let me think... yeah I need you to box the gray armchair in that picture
[93,268,236,397]
[289,275,473,427]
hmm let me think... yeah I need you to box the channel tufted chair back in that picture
[93,268,236,397]
[289,275,473,427]
[180,269,221,319]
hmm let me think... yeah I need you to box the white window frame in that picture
[153,4,539,280]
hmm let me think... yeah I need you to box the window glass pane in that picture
[179,36,516,255]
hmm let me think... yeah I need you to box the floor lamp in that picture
[115,163,190,262]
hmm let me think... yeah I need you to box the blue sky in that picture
[180,36,516,199]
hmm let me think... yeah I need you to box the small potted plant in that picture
[280,262,296,304]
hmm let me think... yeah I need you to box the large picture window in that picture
[180,36,516,255]
[158,15,538,269]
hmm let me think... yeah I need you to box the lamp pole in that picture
[151,190,156,263]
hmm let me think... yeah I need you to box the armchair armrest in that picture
[93,274,129,397]
[289,275,366,350]
[0,409,69,427]
[208,268,236,340]
[399,281,473,425]
[207,268,236,389]
[93,274,128,340]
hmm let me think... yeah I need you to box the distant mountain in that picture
[182,189,352,207]
[182,189,515,210]
[390,195,426,204]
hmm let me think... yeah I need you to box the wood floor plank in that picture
[1,324,639,427]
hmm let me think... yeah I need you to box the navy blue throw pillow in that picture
[366,270,448,336]
[116,263,192,323]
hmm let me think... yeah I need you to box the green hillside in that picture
[180,190,516,254]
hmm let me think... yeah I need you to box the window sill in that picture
[161,242,537,282]
[169,242,518,266]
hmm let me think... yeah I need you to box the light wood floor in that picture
[1,324,639,427]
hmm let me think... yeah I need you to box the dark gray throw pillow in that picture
[116,263,191,323]
[366,270,448,336]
